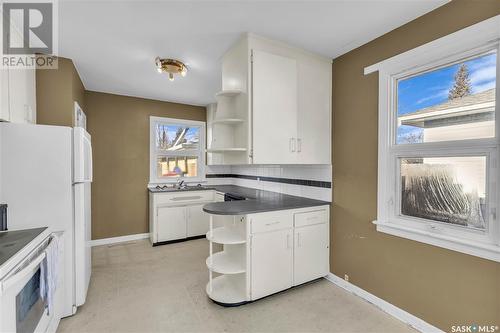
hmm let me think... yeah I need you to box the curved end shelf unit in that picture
[206,251,246,274]
[206,214,248,307]
[206,226,246,244]
[205,275,247,306]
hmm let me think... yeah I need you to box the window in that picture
[150,117,205,183]
[400,156,487,230]
[366,16,500,262]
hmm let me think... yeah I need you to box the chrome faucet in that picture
[176,179,187,189]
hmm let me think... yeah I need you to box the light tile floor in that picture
[57,239,415,333]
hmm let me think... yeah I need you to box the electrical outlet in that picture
[344,274,349,282]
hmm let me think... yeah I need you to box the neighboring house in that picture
[399,88,495,142]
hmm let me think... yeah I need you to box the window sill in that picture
[373,220,500,263]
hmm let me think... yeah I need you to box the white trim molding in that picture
[90,233,149,247]
[373,220,500,262]
[324,273,443,333]
[364,15,500,75]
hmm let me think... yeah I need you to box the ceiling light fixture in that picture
[155,57,188,81]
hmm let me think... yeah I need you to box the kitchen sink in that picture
[153,184,212,192]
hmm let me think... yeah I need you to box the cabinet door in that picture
[0,69,9,121]
[293,223,329,285]
[8,67,36,124]
[250,229,293,300]
[156,206,186,242]
[296,58,331,164]
[252,50,297,164]
[186,204,210,237]
[7,27,35,124]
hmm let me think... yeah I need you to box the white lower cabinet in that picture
[187,204,210,237]
[206,205,330,305]
[250,229,293,300]
[293,223,329,285]
[149,191,214,244]
[157,206,186,242]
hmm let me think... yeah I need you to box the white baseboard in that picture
[90,233,149,247]
[324,273,442,333]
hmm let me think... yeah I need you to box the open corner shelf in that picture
[206,226,246,245]
[211,118,245,125]
[215,89,243,98]
[206,275,247,305]
[206,148,247,153]
[206,251,246,274]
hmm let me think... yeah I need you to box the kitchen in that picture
[0,1,499,333]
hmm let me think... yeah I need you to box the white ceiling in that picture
[59,0,447,106]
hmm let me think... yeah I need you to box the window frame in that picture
[149,116,206,184]
[366,15,500,262]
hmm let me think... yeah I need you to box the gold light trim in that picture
[155,57,188,81]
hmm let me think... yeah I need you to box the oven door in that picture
[0,247,53,333]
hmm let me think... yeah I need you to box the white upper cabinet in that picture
[8,66,36,124]
[209,33,331,165]
[252,50,298,164]
[0,70,9,122]
[0,20,36,124]
[296,57,332,164]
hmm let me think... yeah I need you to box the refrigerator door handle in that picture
[74,127,93,183]
[85,135,93,183]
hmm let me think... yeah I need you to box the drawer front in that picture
[154,191,214,205]
[251,210,293,234]
[294,209,328,227]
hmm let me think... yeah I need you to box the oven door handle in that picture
[1,251,46,293]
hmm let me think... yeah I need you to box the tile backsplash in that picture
[204,165,332,201]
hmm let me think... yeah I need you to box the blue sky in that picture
[397,52,497,142]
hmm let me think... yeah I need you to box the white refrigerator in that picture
[0,122,93,317]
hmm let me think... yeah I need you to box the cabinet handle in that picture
[265,221,280,226]
[289,138,296,152]
[171,196,202,201]
[286,234,291,249]
[297,232,301,247]
[297,138,302,153]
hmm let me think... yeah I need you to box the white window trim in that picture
[365,15,500,262]
[149,116,206,184]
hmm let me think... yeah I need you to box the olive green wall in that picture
[36,57,85,126]
[85,91,206,240]
[331,1,500,331]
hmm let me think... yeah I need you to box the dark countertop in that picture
[203,185,329,215]
[0,227,47,267]
[149,184,330,215]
